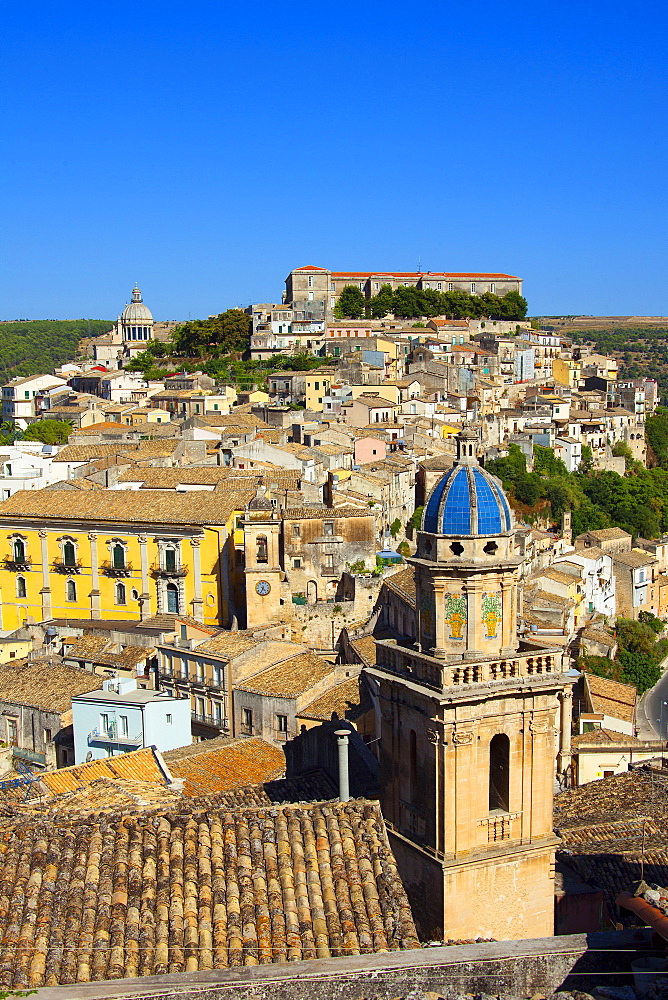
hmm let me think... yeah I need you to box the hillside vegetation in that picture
[0,320,112,380]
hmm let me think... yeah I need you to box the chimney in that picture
[334,728,350,802]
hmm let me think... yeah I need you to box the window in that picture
[180,624,187,640]
[292,524,300,538]
[66,579,76,602]
[323,521,334,536]
[277,714,288,732]
[44,728,52,742]
[437,282,442,290]
[116,582,126,605]
[213,666,223,688]
[448,282,454,291]
[112,543,125,570]
[7,719,17,746]
[100,713,109,733]
[489,733,510,811]
[13,538,25,563]
[308,275,313,287]
[490,282,495,294]
[293,558,302,568]
[256,534,268,563]
[324,553,334,568]
[16,576,26,598]
[165,547,177,572]
[471,282,476,294]
[242,707,253,732]
[308,292,314,301]
[314,381,319,390]
[214,701,222,722]
[119,716,128,737]
[359,282,364,291]
[166,714,172,725]
[197,697,205,715]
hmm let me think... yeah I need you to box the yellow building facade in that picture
[0,488,255,631]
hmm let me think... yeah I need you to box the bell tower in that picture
[367,428,574,941]
[242,488,283,628]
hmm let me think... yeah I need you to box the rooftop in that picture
[0,658,102,713]
[237,653,334,698]
[164,736,285,795]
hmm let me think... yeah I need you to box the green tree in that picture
[407,506,424,534]
[171,309,251,357]
[612,440,634,470]
[334,285,366,319]
[369,284,394,318]
[389,518,402,538]
[21,419,72,444]
[533,445,568,478]
[579,444,594,473]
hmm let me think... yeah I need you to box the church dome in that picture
[422,431,512,536]
[121,284,153,323]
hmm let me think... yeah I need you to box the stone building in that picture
[283,266,523,321]
[365,428,573,941]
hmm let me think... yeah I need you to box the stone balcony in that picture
[374,638,562,691]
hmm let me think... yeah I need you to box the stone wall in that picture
[33,930,651,1000]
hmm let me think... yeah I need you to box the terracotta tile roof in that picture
[165,737,285,796]
[585,671,636,722]
[0,658,102,713]
[383,566,417,608]
[299,676,371,722]
[190,632,263,658]
[203,771,338,807]
[330,270,520,280]
[571,728,651,748]
[39,746,169,794]
[53,440,180,463]
[582,527,632,542]
[554,771,668,911]
[349,636,378,668]
[613,549,656,568]
[237,653,334,697]
[35,777,183,821]
[0,487,255,526]
[0,796,418,987]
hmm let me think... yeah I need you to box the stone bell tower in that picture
[367,427,574,942]
[242,489,283,628]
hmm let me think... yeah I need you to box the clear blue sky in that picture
[2,1,667,320]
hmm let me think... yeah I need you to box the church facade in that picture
[367,428,573,941]
[93,284,155,366]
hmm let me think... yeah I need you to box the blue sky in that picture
[2,1,667,320]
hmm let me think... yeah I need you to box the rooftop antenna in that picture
[418,256,422,273]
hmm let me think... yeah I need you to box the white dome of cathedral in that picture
[121,284,153,323]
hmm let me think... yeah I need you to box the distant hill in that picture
[0,320,112,380]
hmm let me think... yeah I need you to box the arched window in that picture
[166,583,179,613]
[16,576,26,599]
[112,543,125,570]
[256,534,268,564]
[489,733,510,812]
[66,579,77,602]
[63,541,76,567]
[13,539,25,563]
[116,582,126,605]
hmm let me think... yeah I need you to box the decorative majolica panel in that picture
[481,591,502,639]
[444,593,467,640]
[421,591,435,637]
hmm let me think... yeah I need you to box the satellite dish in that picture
[85,751,93,762]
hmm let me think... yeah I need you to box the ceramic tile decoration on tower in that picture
[367,426,575,942]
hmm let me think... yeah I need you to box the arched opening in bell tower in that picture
[489,733,510,812]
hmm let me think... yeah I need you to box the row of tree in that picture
[335,284,528,321]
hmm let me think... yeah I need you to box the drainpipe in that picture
[335,728,350,802]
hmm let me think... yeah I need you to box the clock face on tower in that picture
[255,580,271,596]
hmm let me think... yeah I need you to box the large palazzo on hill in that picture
[368,428,574,941]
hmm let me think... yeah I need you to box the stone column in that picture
[557,687,573,779]
[452,725,477,854]
[191,536,204,622]
[500,577,515,656]
[426,727,442,854]
[431,581,448,658]
[463,580,483,660]
[88,532,101,619]
[38,529,51,620]
[139,535,149,620]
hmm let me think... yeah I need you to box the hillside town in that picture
[0,267,667,995]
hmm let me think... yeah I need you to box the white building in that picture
[71,676,190,763]
[554,435,582,473]
[2,374,68,429]
[556,548,616,619]
[0,443,80,499]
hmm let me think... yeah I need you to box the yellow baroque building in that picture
[0,488,255,631]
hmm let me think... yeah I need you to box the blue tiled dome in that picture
[422,465,512,536]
